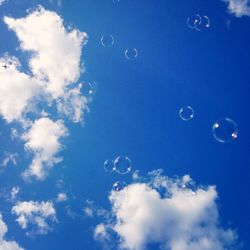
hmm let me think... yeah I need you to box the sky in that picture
[0,0,249,250]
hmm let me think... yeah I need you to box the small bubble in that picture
[112,181,127,192]
[187,14,201,29]
[80,82,93,96]
[101,34,114,48]
[125,48,138,60]
[104,160,114,173]
[212,118,238,143]
[195,15,210,31]
[179,106,194,121]
[113,0,120,3]
[114,156,132,175]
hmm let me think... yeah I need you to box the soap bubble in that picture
[195,15,210,31]
[212,118,238,143]
[101,34,114,48]
[114,156,132,175]
[113,0,120,2]
[104,160,115,172]
[187,14,210,31]
[125,48,138,60]
[80,82,93,96]
[187,14,201,29]
[112,181,127,192]
[179,106,194,121]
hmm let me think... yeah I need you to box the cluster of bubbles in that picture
[104,156,132,192]
[101,34,138,60]
[179,106,238,143]
[187,14,210,31]
[104,156,132,174]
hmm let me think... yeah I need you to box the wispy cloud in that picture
[222,0,250,17]
[12,200,56,235]
[95,170,238,250]
[0,214,24,250]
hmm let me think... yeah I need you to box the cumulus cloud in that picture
[0,0,6,6]
[12,200,56,235]
[0,56,40,123]
[222,0,250,17]
[0,214,24,250]
[22,117,68,180]
[95,170,238,250]
[4,6,87,99]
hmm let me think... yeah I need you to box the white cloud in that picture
[10,186,20,201]
[12,200,56,235]
[4,6,87,99]
[56,192,67,202]
[0,0,6,6]
[95,170,238,250]
[222,0,250,17]
[0,152,18,168]
[0,56,40,123]
[0,214,24,250]
[22,117,68,180]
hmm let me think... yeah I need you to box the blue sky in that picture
[0,0,249,249]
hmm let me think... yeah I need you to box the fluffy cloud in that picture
[22,117,68,180]
[0,56,40,123]
[0,214,24,250]
[222,0,250,17]
[12,201,56,235]
[0,0,6,6]
[95,170,237,250]
[4,6,87,99]
[0,152,18,168]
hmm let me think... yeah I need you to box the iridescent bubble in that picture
[101,34,114,48]
[195,15,210,31]
[112,181,127,192]
[114,156,132,175]
[104,159,114,173]
[179,106,194,121]
[80,82,93,96]
[187,14,201,29]
[212,118,238,143]
[125,48,138,60]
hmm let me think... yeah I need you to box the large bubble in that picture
[114,156,132,175]
[179,106,194,121]
[104,159,115,172]
[125,48,138,60]
[212,118,238,143]
[187,14,210,31]
[101,34,114,48]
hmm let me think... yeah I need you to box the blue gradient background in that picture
[0,0,249,249]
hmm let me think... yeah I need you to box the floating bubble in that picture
[187,14,201,29]
[80,82,93,96]
[195,15,210,31]
[212,118,238,143]
[125,48,138,60]
[101,34,114,48]
[112,181,127,192]
[114,156,132,175]
[104,159,114,173]
[113,0,120,3]
[187,14,210,31]
[179,106,194,121]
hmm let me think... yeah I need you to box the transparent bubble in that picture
[187,14,201,29]
[114,156,132,175]
[80,82,93,96]
[112,181,127,192]
[125,48,138,60]
[179,106,194,121]
[113,0,120,3]
[195,15,210,31]
[101,34,114,48]
[104,159,114,173]
[212,118,238,143]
